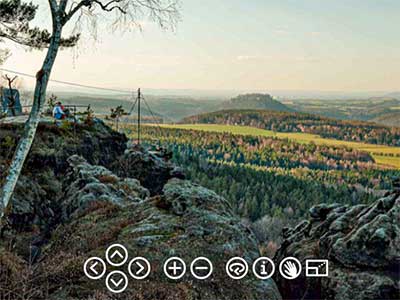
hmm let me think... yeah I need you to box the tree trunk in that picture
[0,24,63,219]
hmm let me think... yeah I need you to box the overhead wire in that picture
[0,67,132,94]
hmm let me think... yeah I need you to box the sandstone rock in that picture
[273,192,400,300]
[38,177,281,300]
[62,155,149,217]
[111,145,185,195]
[1,120,128,230]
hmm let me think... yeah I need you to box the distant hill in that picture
[284,97,400,123]
[221,93,293,112]
[371,111,400,127]
[385,92,400,99]
[51,92,221,121]
[182,109,400,146]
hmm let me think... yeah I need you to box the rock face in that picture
[0,120,127,230]
[35,174,280,300]
[0,121,281,300]
[274,191,400,300]
[111,145,185,195]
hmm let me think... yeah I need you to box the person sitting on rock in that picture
[53,101,65,120]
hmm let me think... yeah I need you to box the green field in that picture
[152,123,400,169]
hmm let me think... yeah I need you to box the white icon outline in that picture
[225,257,249,280]
[279,257,302,280]
[252,257,275,280]
[163,257,186,280]
[106,244,128,267]
[305,259,329,277]
[190,257,213,280]
[106,270,129,294]
[83,257,106,280]
[128,257,151,280]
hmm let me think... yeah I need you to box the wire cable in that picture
[0,67,132,94]
[142,96,165,134]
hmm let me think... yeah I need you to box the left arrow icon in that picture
[84,257,106,280]
[89,262,99,275]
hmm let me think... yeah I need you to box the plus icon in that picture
[169,261,182,275]
[164,257,186,280]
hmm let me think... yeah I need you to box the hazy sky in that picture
[3,0,400,92]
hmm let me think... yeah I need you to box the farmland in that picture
[154,123,400,169]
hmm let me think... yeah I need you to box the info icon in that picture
[252,257,275,280]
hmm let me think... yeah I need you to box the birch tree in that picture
[0,0,180,219]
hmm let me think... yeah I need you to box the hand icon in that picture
[284,261,298,278]
[279,257,301,279]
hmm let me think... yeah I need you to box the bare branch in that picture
[93,0,126,13]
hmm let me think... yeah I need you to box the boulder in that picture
[62,155,150,217]
[37,177,281,300]
[111,145,185,195]
[273,192,400,300]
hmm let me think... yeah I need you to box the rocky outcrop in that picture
[111,145,185,195]
[274,191,400,300]
[0,120,127,229]
[62,155,150,217]
[36,162,279,300]
[0,121,281,300]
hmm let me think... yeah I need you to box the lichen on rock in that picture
[274,191,400,300]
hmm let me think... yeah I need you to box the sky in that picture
[2,0,400,93]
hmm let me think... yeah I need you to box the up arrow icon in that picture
[106,244,128,267]
[111,250,124,260]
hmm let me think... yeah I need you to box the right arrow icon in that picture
[136,261,145,275]
[128,257,151,280]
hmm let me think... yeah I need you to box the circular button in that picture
[190,257,213,280]
[106,244,128,267]
[163,257,186,280]
[83,257,106,280]
[128,257,151,280]
[106,270,129,294]
[252,257,275,280]
[279,257,302,280]
[226,257,248,280]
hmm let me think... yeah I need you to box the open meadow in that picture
[153,123,400,169]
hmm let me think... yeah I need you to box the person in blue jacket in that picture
[52,102,65,120]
